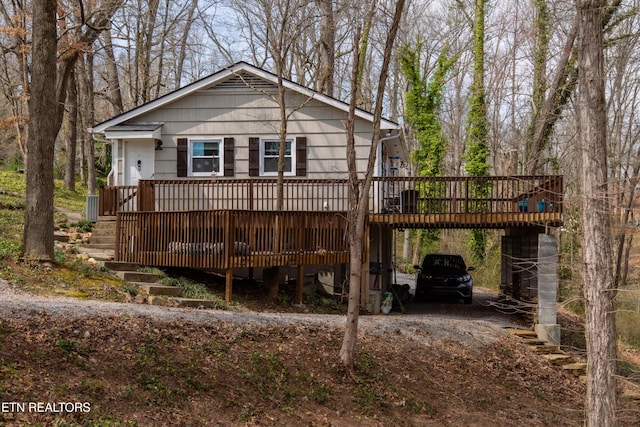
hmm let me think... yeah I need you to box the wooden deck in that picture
[102,175,562,269]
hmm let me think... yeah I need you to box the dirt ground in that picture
[0,279,638,426]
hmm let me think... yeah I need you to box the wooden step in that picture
[169,297,221,309]
[521,338,547,346]
[542,353,573,366]
[528,344,563,354]
[103,261,141,271]
[561,362,587,377]
[116,271,162,283]
[506,328,538,338]
[137,284,182,297]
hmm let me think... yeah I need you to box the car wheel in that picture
[463,294,472,305]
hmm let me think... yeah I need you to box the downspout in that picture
[375,130,401,292]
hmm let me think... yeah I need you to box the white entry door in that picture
[125,140,155,185]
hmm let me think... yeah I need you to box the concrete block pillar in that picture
[535,234,561,345]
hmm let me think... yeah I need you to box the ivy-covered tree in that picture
[400,42,455,177]
[464,0,490,263]
[400,42,455,256]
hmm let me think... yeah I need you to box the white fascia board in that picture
[104,127,163,140]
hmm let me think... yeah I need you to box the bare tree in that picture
[0,0,31,163]
[23,0,122,261]
[341,0,406,371]
[577,1,618,424]
[23,0,58,261]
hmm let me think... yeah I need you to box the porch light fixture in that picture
[155,140,163,150]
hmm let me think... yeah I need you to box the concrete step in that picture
[137,284,182,297]
[98,216,116,222]
[76,246,114,260]
[90,226,116,236]
[102,261,141,271]
[88,236,116,245]
[83,243,115,250]
[93,223,116,230]
[116,271,162,283]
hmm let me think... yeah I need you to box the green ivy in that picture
[399,41,455,178]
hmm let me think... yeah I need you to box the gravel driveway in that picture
[0,278,522,347]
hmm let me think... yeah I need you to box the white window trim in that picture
[188,137,223,177]
[259,137,296,176]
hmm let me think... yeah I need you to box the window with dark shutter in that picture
[177,138,188,177]
[224,137,235,177]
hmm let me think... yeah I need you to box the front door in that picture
[125,140,155,186]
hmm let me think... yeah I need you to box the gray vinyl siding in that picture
[129,87,380,180]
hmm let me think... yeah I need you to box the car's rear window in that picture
[422,255,466,271]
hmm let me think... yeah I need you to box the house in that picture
[91,61,406,187]
[91,61,408,301]
[91,62,564,343]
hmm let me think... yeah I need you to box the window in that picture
[260,138,295,176]
[248,136,306,177]
[189,139,222,176]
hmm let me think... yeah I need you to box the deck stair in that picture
[85,216,117,250]
[507,328,588,379]
[103,261,218,309]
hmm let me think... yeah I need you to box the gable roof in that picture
[91,62,401,134]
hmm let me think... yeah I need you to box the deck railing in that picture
[101,175,563,216]
[116,209,350,268]
[371,175,563,215]
[98,185,138,216]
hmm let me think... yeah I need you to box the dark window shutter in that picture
[296,136,307,176]
[177,138,188,177]
[224,137,235,177]
[249,137,260,177]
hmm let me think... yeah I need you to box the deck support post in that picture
[361,223,371,307]
[297,265,304,305]
[225,267,233,302]
[224,210,234,302]
[535,234,560,345]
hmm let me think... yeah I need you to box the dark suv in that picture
[414,254,474,304]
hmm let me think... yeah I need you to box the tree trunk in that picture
[79,54,98,195]
[102,30,124,115]
[64,70,78,192]
[317,0,335,97]
[526,0,549,169]
[577,1,618,425]
[341,0,405,372]
[23,0,57,262]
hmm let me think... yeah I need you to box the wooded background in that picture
[2,1,637,422]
